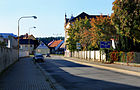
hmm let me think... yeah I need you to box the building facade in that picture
[0,33,18,48]
[35,41,50,55]
[19,39,39,54]
[48,40,64,54]
[64,12,107,57]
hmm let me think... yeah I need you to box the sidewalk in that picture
[0,57,53,90]
[63,57,140,76]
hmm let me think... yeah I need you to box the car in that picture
[46,53,51,57]
[33,54,44,63]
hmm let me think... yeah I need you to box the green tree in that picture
[66,24,77,52]
[111,0,140,51]
[78,17,92,50]
[0,41,6,47]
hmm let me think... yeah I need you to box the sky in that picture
[0,0,115,37]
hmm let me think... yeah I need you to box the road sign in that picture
[100,41,111,48]
[76,42,81,50]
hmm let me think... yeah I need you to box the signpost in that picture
[100,41,111,48]
[76,42,81,58]
[76,42,81,50]
[100,41,111,61]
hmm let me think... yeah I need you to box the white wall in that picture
[20,44,34,54]
[65,50,106,61]
[0,47,29,73]
[19,50,29,57]
[0,47,18,73]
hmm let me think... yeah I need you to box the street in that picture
[39,55,140,90]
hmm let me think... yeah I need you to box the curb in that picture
[114,62,140,67]
[62,57,140,77]
[35,62,66,90]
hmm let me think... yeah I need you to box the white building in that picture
[35,42,50,55]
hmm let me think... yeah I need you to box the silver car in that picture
[33,54,44,63]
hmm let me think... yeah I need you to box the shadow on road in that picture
[39,59,140,90]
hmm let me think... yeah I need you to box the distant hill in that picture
[36,37,64,44]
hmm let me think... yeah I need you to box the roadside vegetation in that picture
[66,0,140,63]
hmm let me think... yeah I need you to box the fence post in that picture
[94,51,96,61]
[100,50,101,62]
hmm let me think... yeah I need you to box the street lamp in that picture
[18,16,37,60]
[28,26,36,54]
[29,26,36,35]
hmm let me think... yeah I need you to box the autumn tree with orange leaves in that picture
[67,15,116,51]
[90,15,116,49]
[78,17,92,50]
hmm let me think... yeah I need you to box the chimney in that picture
[25,33,28,39]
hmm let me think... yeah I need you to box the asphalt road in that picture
[39,55,140,90]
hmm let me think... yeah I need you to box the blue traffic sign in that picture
[100,41,111,48]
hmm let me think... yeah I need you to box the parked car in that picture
[33,54,44,63]
[46,53,51,57]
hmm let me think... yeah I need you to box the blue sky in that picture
[0,0,115,37]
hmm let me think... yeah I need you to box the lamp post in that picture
[29,26,36,35]
[18,16,37,60]
[28,26,36,54]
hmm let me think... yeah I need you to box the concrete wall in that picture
[0,47,29,73]
[19,49,29,57]
[0,47,18,73]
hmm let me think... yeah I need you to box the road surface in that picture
[39,55,140,90]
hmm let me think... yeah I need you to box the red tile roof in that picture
[49,40,63,47]
[48,40,54,46]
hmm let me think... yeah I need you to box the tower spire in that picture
[65,12,67,18]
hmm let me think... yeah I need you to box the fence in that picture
[65,50,140,64]
[66,50,106,62]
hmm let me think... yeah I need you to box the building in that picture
[20,33,36,40]
[19,39,39,54]
[59,43,65,54]
[64,12,107,57]
[19,33,37,54]
[35,41,50,55]
[0,33,18,48]
[48,40,64,54]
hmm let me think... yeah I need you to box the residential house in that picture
[48,40,64,54]
[0,33,18,48]
[0,36,4,42]
[20,33,36,40]
[59,43,65,54]
[19,33,37,54]
[19,39,39,54]
[35,41,50,55]
[64,12,107,57]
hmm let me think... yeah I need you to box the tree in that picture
[0,41,6,47]
[66,24,77,52]
[78,17,92,50]
[111,0,140,51]
[90,15,116,49]
[67,17,92,51]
